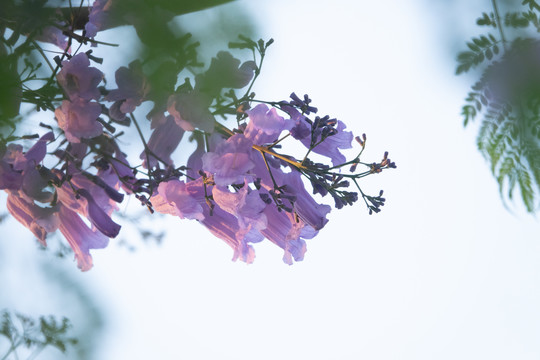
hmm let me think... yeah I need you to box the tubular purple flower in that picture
[8,133,56,202]
[167,91,215,132]
[201,205,259,264]
[140,115,184,169]
[260,206,310,265]
[6,193,59,246]
[58,206,109,271]
[24,132,54,164]
[20,163,54,203]
[57,168,120,218]
[185,177,261,263]
[36,25,69,51]
[244,104,291,144]
[212,182,267,231]
[151,179,204,220]
[281,169,331,230]
[55,99,103,143]
[78,189,121,238]
[56,53,103,101]
[85,0,113,38]
[202,134,255,186]
[106,60,149,120]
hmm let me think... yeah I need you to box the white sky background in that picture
[2,0,540,359]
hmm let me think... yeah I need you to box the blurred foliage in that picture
[458,0,540,212]
[0,0,256,136]
[0,309,78,359]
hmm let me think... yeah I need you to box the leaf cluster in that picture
[458,1,540,212]
[456,34,500,75]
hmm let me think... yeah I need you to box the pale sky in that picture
[2,1,540,359]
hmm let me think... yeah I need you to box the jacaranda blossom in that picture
[56,53,103,101]
[106,60,149,121]
[55,99,102,143]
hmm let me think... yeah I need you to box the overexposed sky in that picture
[2,1,540,359]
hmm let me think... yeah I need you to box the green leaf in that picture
[518,167,535,211]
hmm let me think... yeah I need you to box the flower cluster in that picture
[0,1,395,270]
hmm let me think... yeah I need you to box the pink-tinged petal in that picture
[55,99,103,143]
[167,92,215,132]
[184,177,259,263]
[140,115,184,169]
[58,206,109,271]
[200,205,257,264]
[202,134,255,186]
[260,206,309,265]
[56,53,103,101]
[6,193,59,246]
[78,189,121,238]
[244,104,291,144]
[151,179,204,220]
[212,183,267,231]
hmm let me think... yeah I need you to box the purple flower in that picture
[260,206,314,265]
[57,168,120,217]
[140,115,184,169]
[280,170,331,230]
[9,132,56,203]
[55,99,103,143]
[151,179,204,220]
[167,91,215,132]
[244,104,292,145]
[23,132,55,164]
[202,134,255,186]
[56,53,103,101]
[184,177,262,263]
[249,152,330,230]
[105,60,149,120]
[85,0,113,38]
[58,206,109,271]
[6,193,59,246]
[78,189,121,238]
[36,25,69,50]
[308,120,353,166]
[212,182,268,232]
[287,107,353,166]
